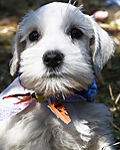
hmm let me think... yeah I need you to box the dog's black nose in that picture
[43,51,64,68]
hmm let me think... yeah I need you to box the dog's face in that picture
[10,2,115,96]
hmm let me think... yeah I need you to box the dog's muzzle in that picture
[43,50,64,69]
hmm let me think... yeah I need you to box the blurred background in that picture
[0,0,120,149]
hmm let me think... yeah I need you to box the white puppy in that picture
[0,2,115,150]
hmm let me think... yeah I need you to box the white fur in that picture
[0,100,115,150]
[0,2,115,150]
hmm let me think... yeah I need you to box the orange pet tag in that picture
[48,100,71,124]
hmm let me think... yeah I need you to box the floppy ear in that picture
[10,10,39,76]
[86,15,115,76]
[10,33,26,76]
[10,12,31,76]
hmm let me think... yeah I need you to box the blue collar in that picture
[0,77,97,123]
[31,78,97,103]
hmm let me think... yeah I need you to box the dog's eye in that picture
[71,28,83,39]
[29,31,40,42]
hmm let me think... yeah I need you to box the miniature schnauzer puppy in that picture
[0,2,115,150]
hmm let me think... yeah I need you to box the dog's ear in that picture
[85,15,115,76]
[10,10,38,76]
[10,33,26,76]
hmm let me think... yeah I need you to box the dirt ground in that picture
[0,0,120,149]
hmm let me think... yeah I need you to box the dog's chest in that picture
[5,101,95,150]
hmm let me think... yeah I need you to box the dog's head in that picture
[10,2,115,96]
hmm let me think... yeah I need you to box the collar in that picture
[32,78,97,103]
[1,77,97,124]
[31,79,97,124]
